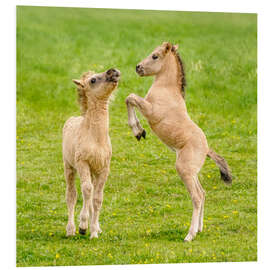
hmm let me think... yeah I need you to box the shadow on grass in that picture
[145,228,186,242]
[58,228,187,243]
[18,230,92,242]
[18,226,193,245]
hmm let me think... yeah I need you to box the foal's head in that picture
[73,68,121,114]
[136,42,179,76]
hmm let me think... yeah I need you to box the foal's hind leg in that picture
[195,177,205,232]
[64,162,77,236]
[176,149,205,242]
[180,172,203,241]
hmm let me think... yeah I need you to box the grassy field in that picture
[16,6,257,266]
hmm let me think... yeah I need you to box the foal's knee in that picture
[126,93,136,105]
[81,181,93,198]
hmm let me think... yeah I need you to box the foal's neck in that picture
[83,99,110,140]
[153,53,184,99]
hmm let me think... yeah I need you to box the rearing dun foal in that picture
[126,42,232,242]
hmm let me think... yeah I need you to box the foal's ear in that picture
[162,42,172,54]
[171,44,179,52]
[72,79,84,88]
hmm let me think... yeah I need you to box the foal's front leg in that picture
[76,160,93,235]
[90,168,109,239]
[126,93,152,140]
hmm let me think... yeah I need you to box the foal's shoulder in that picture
[63,116,84,132]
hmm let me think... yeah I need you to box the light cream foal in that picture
[126,42,232,241]
[63,68,120,239]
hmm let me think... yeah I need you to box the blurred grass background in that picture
[16,6,257,266]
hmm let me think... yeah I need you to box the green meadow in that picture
[16,6,257,266]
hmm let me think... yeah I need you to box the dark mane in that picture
[174,52,186,99]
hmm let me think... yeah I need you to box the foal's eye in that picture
[152,54,158,60]
[90,78,96,84]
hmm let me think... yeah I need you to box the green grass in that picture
[16,6,257,266]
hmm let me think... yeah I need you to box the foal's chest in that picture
[76,138,112,172]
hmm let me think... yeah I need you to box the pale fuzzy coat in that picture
[126,42,231,242]
[63,68,120,239]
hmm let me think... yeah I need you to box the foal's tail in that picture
[207,149,232,184]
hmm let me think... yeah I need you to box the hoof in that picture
[66,224,76,236]
[79,227,87,235]
[90,232,98,239]
[142,129,146,139]
[135,130,146,141]
[184,233,195,242]
[136,134,141,141]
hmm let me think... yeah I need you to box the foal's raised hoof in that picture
[136,134,142,141]
[79,227,87,235]
[135,130,146,141]
[141,129,146,139]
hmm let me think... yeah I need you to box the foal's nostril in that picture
[106,69,117,77]
[106,69,113,75]
[136,65,141,71]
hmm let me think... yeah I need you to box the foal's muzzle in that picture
[136,64,144,76]
[106,68,121,82]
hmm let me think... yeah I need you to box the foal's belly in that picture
[148,115,208,152]
[149,120,187,150]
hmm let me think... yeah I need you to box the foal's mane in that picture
[172,51,186,99]
[77,71,94,116]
